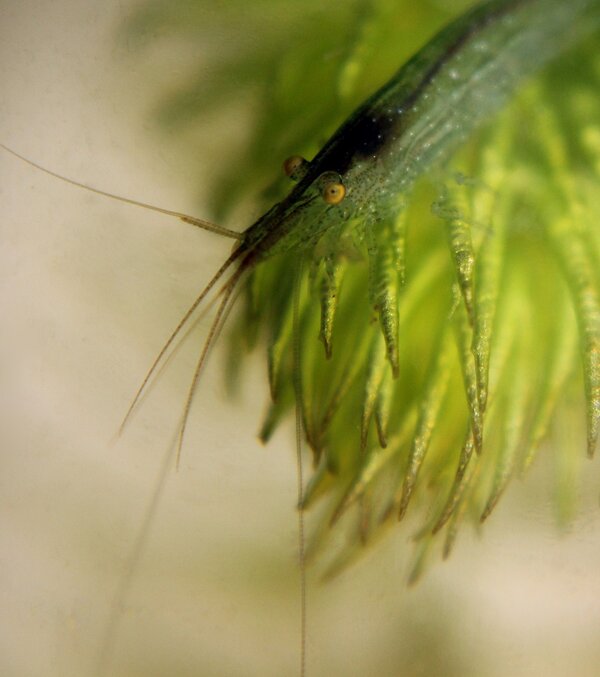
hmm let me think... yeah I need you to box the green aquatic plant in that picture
[122,0,600,581]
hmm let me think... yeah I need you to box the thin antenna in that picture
[119,249,244,434]
[98,261,246,675]
[174,265,245,466]
[0,143,242,240]
[94,439,174,677]
[292,259,307,677]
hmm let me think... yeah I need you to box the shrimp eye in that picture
[283,155,308,182]
[322,181,346,205]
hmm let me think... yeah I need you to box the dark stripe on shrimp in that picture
[312,0,527,175]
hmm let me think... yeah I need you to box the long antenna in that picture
[174,265,246,467]
[1,143,242,240]
[94,439,174,677]
[119,249,244,434]
[292,259,307,677]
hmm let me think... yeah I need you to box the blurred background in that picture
[1,1,600,675]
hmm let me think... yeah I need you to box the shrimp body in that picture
[239,0,600,262]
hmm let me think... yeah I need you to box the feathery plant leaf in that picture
[124,0,600,576]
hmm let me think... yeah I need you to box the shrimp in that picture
[2,0,600,675]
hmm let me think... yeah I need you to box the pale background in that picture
[1,2,600,676]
